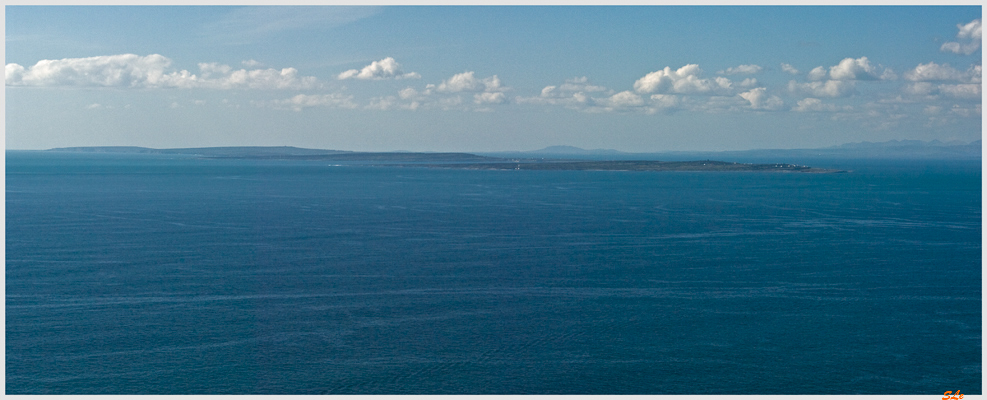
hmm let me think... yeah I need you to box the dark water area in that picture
[6,151,982,394]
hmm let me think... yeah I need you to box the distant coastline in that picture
[43,146,848,173]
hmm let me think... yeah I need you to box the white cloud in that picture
[366,95,420,111]
[270,93,358,111]
[904,62,964,81]
[904,62,981,83]
[398,87,420,99]
[633,64,730,95]
[373,73,508,111]
[649,94,680,109]
[517,77,687,113]
[714,77,733,90]
[937,83,982,99]
[536,77,612,101]
[718,64,762,75]
[554,76,610,93]
[781,63,800,75]
[787,80,856,98]
[806,57,894,81]
[903,81,982,99]
[6,54,195,88]
[738,87,784,110]
[597,91,678,114]
[604,91,645,108]
[337,57,420,80]
[827,57,893,81]
[204,66,319,90]
[941,19,982,55]
[792,98,850,113]
[474,92,507,104]
[242,59,262,67]
[5,54,321,90]
[737,78,759,88]
[807,66,828,81]
[903,82,936,96]
[519,77,683,114]
[517,77,608,111]
[436,71,507,93]
[949,104,981,117]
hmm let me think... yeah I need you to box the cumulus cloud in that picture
[714,77,733,90]
[949,104,981,117]
[781,63,800,75]
[366,95,421,111]
[603,91,645,108]
[787,80,856,97]
[436,71,506,93]
[807,66,828,81]
[804,57,895,81]
[269,93,358,111]
[5,54,321,90]
[202,66,319,89]
[368,72,509,112]
[337,57,420,80]
[792,98,851,113]
[937,83,982,99]
[903,81,982,99]
[516,77,610,111]
[941,19,982,55]
[538,77,611,99]
[398,87,420,99]
[737,78,759,88]
[633,64,732,95]
[904,62,981,83]
[649,94,680,109]
[518,76,684,114]
[718,64,762,75]
[829,57,894,80]
[546,76,610,95]
[738,87,784,110]
[5,54,195,88]
[598,91,683,114]
[474,92,507,104]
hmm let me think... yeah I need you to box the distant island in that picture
[45,146,845,173]
[503,139,981,160]
[405,160,839,173]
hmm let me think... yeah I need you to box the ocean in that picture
[5,151,981,394]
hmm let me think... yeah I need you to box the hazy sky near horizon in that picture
[5,6,983,151]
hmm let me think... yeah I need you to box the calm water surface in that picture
[6,151,981,394]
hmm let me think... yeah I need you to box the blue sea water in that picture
[5,151,982,394]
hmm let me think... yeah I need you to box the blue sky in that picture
[5,6,982,151]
